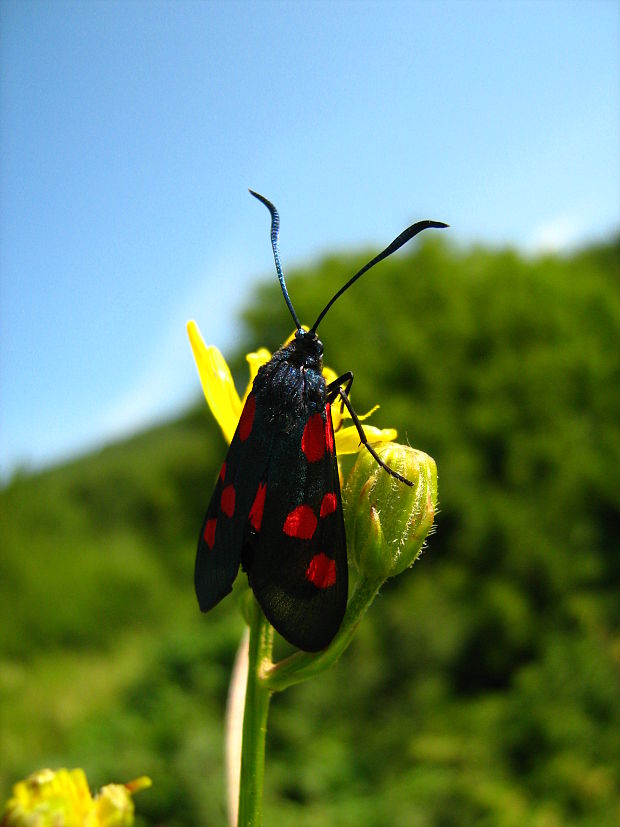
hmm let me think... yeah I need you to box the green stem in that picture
[260,576,381,692]
[237,600,273,827]
[235,575,381,822]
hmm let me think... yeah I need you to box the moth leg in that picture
[333,385,414,487]
[327,371,354,425]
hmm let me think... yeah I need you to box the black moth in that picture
[195,191,447,651]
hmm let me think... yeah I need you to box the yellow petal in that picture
[92,784,134,825]
[241,348,271,405]
[335,425,398,455]
[4,768,94,823]
[334,401,381,433]
[92,777,151,826]
[354,404,380,422]
[187,321,242,444]
[337,403,380,423]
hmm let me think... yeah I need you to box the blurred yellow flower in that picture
[187,320,397,451]
[1,769,151,827]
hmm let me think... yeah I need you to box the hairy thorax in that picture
[252,335,327,427]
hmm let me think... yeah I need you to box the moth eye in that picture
[316,340,324,356]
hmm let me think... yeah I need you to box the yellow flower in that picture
[1,769,151,827]
[187,320,397,451]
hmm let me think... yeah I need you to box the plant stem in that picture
[226,629,249,827]
[260,575,381,692]
[234,576,382,821]
[237,600,273,827]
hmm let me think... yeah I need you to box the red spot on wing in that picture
[325,404,335,455]
[283,505,317,539]
[221,485,236,517]
[219,461,227,481]
[305,553,337,589]
[238,395,256,442]
[203,518,217,549]
[302,413,325,462]
[249,482,267,532]
[320,492,337,517]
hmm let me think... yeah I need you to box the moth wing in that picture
[195,393,275,611]
[244,404,348,651]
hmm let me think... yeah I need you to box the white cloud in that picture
[527,215,582,254]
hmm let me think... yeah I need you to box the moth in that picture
[195,191,447,651]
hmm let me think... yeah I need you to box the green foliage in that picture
[2,236,619,825]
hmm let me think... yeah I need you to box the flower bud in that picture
[343,442,437,583]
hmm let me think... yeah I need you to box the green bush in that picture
[1,235,619,825]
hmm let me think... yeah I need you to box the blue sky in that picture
[1,0,618,478]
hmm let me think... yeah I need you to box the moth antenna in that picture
[249,190,302,332]
[310,218,449,333]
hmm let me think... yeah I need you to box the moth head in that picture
[291,328,323,369]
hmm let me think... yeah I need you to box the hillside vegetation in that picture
[2,236,619,826]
